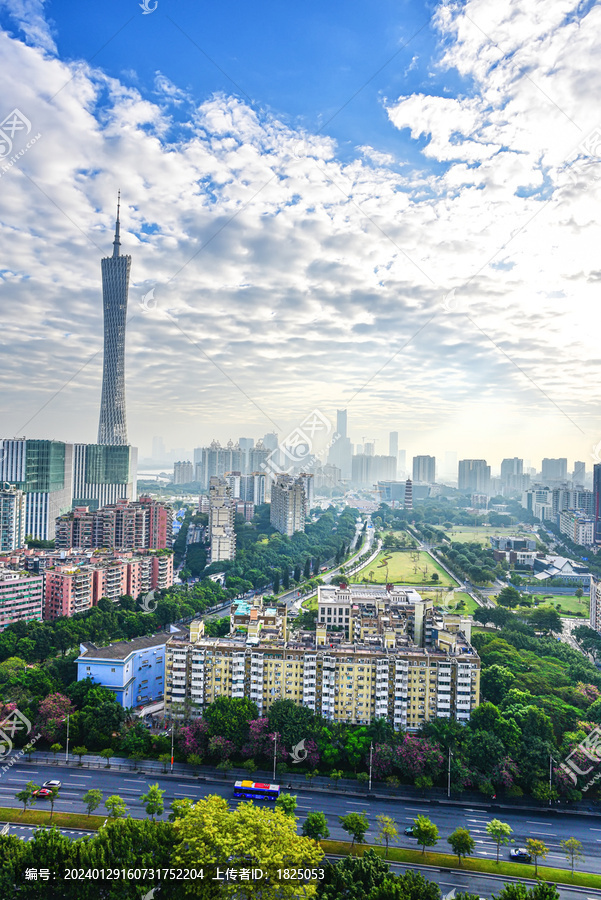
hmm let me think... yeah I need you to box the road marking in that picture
[530,831,554,836]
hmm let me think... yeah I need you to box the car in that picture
[33,781,61,799]
[509,848,531,862]
[404,826,415,837]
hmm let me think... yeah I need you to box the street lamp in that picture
[368,742,373,793]
[272,732,278,782]
[447,747,453,799]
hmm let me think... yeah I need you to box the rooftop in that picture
[77,632,168,660]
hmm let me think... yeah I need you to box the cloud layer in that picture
[1,0,600,465]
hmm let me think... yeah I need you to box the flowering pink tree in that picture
[492,756,520,790]
[395,735,444,781]
[576,683,600,703]
[371,743,395,780]
[35,693,74,743]
[241,718,272,760]
[178,719,210,756]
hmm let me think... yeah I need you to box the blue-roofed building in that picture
[75,633,168,708]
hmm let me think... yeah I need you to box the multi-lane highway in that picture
[3,763,601,898]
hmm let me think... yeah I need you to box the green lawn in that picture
[418,590,480,615]
[321,840,601,890]
[446,526,537,546]
[351,550,457,587]
[302,595,318,611]
[516,593,590,617]
[0,805,105,830]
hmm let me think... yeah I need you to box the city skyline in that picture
[1,0,600,464]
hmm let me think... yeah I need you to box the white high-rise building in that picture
[173,461,194,484]
[0,485,26,551]
[209,477,236,562]
[73,443,137,510]
[270,475,306,536]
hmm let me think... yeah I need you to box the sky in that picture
[1,0,600,469]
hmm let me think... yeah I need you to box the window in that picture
[111,667,116,672]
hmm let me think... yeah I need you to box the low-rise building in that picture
[164,585,480,731]
[75,633,168,708]
[532,554,591,588]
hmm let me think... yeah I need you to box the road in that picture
[3,763,601,878]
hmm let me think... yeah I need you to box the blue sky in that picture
[0,0,600,468]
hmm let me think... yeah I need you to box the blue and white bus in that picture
[233,780,280,801]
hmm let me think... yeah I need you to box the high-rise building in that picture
[573,461,586,484]
[270,475,306,536]
[238,438,255,474]
[0,439,73,540]
[404,478,413,510]
[443,451,457,480]
[72,443,137,510]
[398,450,406,479]
[458,459,491,494]
[173,461,194,484]
[152,436,166,461]
[501,457,523,480]
[54,497,173,550]
[98,194,131,446]
[541,458,568,482]
[0,485,25,552]
[209,477,236,562]
[389,432,398,459]
[336,410,348,439]
[194,441,244,489]
[412,455,436,484]
[364,442,375,457]
[594,464,601,543]
[298,472,315,514]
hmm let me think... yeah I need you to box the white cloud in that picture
[0,0,56,53]
[0,0,600,465]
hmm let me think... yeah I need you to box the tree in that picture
[140,783,165,821]
[447,826,475,865]
[203,695,258,747]
[171,795,323,897]
[15,781,38,814]
[304,558,312,579]
[413,814,439,855]
[497,586,521,608]
[525,838,548,876]
[50,743,62,759]
[35,692,74,742]
[47,785,60,822]
[486,818,513,863]
[530,607,563,634]
[368,870,443,900]
[330,769,343,789]
[339,812,369,848]
[105,794,127,819]
[82,788,102,817]
[272,572,280,594]
[375,814,398,858]
[275,792,297,817]
[282,568,290,590]
[100,748,113,768]
[158,752,171,773]
[356,771,369,788]
[72,745,87,765]
[481,665,516,705]
[560,836,584,874]
[302,811,330,841]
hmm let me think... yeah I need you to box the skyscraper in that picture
[336,410,347,439]
[98,193,131,446]
[594,463,601,544]
[458,459,491,494]
[389,431,398,457]
[413,455,436,484]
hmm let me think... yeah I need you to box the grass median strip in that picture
[320,840,601,890]
[0,806,105,831]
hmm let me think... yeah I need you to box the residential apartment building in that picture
[559,510,596,547]
[194,441,245,487]
[0,569,44,630]
[173,461,194,484]
[270,474,306,536]
[209,477,236,562]
[76,633,168,708]
[0,439,73,540]
[42,550,174,620]
[412,456,436,484]
[591,578,601,633]
[541,458,568,482]
[164,586,480,731]
[55,497,173,550]
[458,459,491,494]
[0,485,25,552]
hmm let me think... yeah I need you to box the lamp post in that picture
[170,719,175,774]
[549,754,554,806]
[447,747,453,799]
[273,732,278,782]
[65,714,69,763]
[368,742,374,793]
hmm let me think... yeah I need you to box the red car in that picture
[33,780,61,798]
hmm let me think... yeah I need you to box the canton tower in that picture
[97,192,131,445]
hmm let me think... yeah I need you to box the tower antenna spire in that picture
[112,190,121,257]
